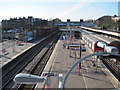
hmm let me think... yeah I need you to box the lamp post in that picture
[12,30,15,52]
[14,53,119,89]
[14,73,57,89]
[78,41,82,75]
[69,47,72,57]
[14,73,45,84]
[60,52,120,89]
[34,30,36,40]
[25,29,27,45]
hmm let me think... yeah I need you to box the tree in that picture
[117,20,120,31]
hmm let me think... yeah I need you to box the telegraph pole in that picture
[78,33,82,75]
[77,41,82,75]
[25,29,27,45]
[12,30,15,52]
[34,30,36,40]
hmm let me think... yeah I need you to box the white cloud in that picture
[0,0,118,21]
[55,1,89,20]
[0,3,54,20]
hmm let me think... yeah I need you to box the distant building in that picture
[2,16,48,30]
[28,16,34,25]
[54,19,97,27]
[112,16,120,22]
[2,16,51,40]
[52,18,61,26]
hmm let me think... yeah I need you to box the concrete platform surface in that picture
[0,40,35,68]
[36,38,120,89]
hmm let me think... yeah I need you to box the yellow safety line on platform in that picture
[49,41,59,73]
[86,42,120,88]
[50,39,120,88]
[49,51,58,73]
[111,37,120,41]
[101,64,120,88]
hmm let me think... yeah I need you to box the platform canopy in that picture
[59,28,82,31]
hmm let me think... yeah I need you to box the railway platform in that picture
[35,37,120,89]
[0,40,36,68]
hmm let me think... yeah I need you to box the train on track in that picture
[81,30,119,56]
[81,31,119,54]
[80,29,120,81]
[27,31,33,41]
[91,33,120,54]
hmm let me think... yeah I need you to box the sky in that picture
[0,0,120,21]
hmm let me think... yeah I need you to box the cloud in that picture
[55,1,89,19]
[0,0,118,21]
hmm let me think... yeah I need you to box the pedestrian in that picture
[92,60,96,67]
[63,36,66,40]
[62,43,65,48]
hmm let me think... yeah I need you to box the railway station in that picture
[1,27,120,89]
[35,29,120,89]
[1,1,120,89]
[80,26,120,40]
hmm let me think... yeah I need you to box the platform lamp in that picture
[14,73,45,84]
[14,73,58,89]
[60,52,120,89]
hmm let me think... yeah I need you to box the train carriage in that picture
[80,29,120,81]
[81,30,118,55]
[82,32,105,52]
[81,29,120,54]
[92,34,120,54]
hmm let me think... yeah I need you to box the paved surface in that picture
[0,40,35,68]
[36,37,120,89]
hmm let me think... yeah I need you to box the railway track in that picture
[102,57,120,82]
[81,29,120,82]
[12,33,60,90]
[1,31,60,89]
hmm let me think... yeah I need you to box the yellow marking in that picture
[83,40,120,88]
[50,41,60,73]
[101,64,120,88]
[49,52,58,73]
[77,57,81,59]
[110,37,120,41]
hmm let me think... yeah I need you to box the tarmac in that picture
[35,36,120,89]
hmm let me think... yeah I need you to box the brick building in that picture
[2,16,56,41]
